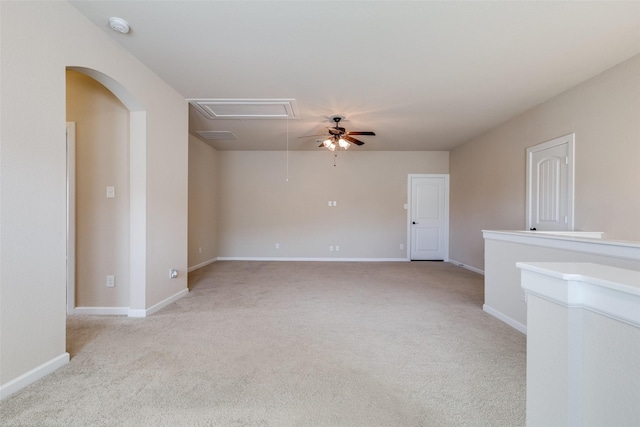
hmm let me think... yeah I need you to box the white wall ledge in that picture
[518,262,640,328]
[482,230,640,333]
[483,230,640,261]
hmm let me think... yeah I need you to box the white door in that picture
[409,175,449,260]
[526,134,574,231]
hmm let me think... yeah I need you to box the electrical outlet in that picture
[198,247,202,254]
[170,268,178,279]
[332,201,337,206]
[328,201,332,207]
[329,245,334,252]
[400,243,404,250]
[335,245,340,252]
[106,275,115,288]
[275,243,280,249]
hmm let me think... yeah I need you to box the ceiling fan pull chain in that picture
[286,115,289,182]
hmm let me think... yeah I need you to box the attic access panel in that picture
[188,99,298,119]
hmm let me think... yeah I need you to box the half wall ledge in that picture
[482,230,640,332]
[518,262,640,426]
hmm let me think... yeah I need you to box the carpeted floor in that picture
[0,261,526,426]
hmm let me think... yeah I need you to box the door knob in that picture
[412,221,417,225]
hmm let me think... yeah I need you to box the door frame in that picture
[526,133,575,231]
[66,122,76,314]
[407,174,450,261]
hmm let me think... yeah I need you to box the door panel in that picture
[410,175,448,260]
[416,227,440,251]
[534,150,563,225]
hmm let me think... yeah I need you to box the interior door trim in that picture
[66,122,76,314]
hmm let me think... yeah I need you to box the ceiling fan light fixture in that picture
[308,115,374,151]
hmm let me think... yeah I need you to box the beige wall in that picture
[188,136,219,269]
[450,54,640,270]
[67,70,130,308]
[1,1,187,390]
[218,151,449,259]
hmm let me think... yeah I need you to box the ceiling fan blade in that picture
[347,131,376,136]
[344,135,365,146]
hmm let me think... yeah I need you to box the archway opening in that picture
[65,66,146,317]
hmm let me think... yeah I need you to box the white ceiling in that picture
[69,1,640,151]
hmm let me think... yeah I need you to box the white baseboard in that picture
[188,258,217,272]
[127,309,146,318]
[128,288,189,318]
[448,258,485,275]
[216,257,410,262]
[73,307,129,316]
[0,352,69,400]
[483,304,527,335]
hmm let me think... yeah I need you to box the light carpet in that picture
[0,261,526,426]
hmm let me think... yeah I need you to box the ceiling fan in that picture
[301,116,376,151]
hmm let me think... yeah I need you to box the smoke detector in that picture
[109,17,130,34]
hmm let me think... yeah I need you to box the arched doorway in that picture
[65,66,147,315]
